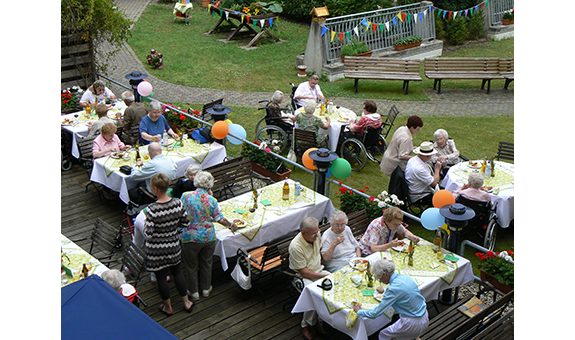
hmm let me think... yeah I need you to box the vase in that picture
[479,269,513,293]
[249,161,292,182]
[394,41,422,51]
[341,50,372,63]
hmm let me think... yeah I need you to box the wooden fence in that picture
[61,31,96,90]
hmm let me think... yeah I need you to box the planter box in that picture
[480,269,513,294]
[341,51,372,63]
[394,41,422,51]
[501,19,514,25]
[250,161,292,182]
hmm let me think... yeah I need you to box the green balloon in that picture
[331,158,351,179]
[142,92,154,101]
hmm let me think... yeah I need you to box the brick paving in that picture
[99,0,513,117]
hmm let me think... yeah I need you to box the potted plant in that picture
[338,187,404,220]
[393,35,422,51]
[502,11,514,25]
[340,40,372,62]
[162,104,200,134]
[240,140,291,182]
[475,250,514,293]
[61,86,84,114]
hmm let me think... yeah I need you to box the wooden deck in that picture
[61,162,454,340]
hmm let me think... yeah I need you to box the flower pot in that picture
[202,0,209,8]
[250,161,292,182]
[479,269,513,294]
[501,19,514,25]
[341,50,372,63]
[394,41,422,51]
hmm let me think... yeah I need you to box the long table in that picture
[90,141,227,204]
[213,179,335,271]
[292,239,474,340]
[61,234,109,287]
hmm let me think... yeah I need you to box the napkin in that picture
[345,309,358,329]
[444,254,459,262]
[362,289,374,296]
[260,199,272,206]
[234,209,245,214]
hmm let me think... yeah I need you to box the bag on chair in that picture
[286,127,297,163]
[230,256,252,290]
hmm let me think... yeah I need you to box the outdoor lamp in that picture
[125,71,148,102]
[309,148,337,195]
[438,203,475,304]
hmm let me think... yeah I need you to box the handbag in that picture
[286,127,297,163]
[119,165,132,175]
[230,256,252,290]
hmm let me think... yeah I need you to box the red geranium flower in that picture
[359,189,365,193]
[369,196,375,202]
[487,251,495,258]
[365,186,369,190]
[338,187,347,194]
[179,114,186,121]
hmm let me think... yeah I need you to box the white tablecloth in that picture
[295,107,357,152]
[213,179,335,271]
[292,245,474,340]
[442,160,514,228]
[90,142,227,204]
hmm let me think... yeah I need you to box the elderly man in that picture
[128,142,177,205]
[119,91,148,144]
[289,217,331,340]
[353,259,429,340]
[293,75,325,108]
[405,141,443,206]
[139,101,180,145]
[87,103,113,137]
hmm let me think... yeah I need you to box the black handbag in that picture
[120,165,132,175]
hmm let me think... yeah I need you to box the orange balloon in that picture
[211,121,229,139]
[432,189,456,208]
[302,148,318,170]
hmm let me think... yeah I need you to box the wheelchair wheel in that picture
[255,125,288,154]
[340,138,367,171]
[254,117,266,135]
[483,218,498,251]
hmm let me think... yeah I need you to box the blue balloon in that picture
[226,123,246,145]
[420,207,445,231]
[326,167,332,178]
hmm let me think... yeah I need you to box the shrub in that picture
[281,0,325,22]
[324,0,381,17]
[340,40,370,56]
[467,8,485,40]
[445,16,469,45]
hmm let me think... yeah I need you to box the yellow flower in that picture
[254,8,259,15]
[242,7,250,14]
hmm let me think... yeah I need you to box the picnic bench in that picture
[418,286,514,340]
[499,58,514,90]
[344,57,422,95]
[203,156,272,200]
[424,57,504,94]
[206,7,280,48]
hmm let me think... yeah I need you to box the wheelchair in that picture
[456,195,500,251]
[254,101,294,154]
[336,125,386,171]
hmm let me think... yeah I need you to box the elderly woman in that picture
[430,128,460,177]
[87,103,114,137]
[171,164,200,199]
[101,269,139,306]
[139,101,180,145]
[321,211,361,272]
[291,99,330,148]
[359,207,419,256]
[381,115,424,176]
[267,90,294,129]
[92,122,131,158]
[79,80,116,107]
[353,259,429,340]
[180,171,238,301]
[452,172,492,202]
[145,173,194,315]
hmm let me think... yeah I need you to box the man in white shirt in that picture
[293,75,325,108]
[405,141,443,205]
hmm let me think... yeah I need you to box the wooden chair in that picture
[88,218,123,265]
[121,241,148,307]
[76,135,103,200]
[346,209,370,240]
[496,141,514,162]
[293,128,317,159]
[381,105,400,141]
[203,156,257,200]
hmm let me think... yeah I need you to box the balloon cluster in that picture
[301,148,352,179]
[420,190,455,231]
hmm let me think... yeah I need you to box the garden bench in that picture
[499,58,514,90]
[344,57,422,95]
[206,8,280,48]
[418,288,514,340]
[346,209,370,240]
[424,57,503,94]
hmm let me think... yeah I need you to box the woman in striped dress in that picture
[145,173,194,315]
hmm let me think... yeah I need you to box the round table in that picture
[442,160,514,228]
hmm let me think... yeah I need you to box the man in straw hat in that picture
[405,141,443,205]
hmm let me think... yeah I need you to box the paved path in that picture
[100,0,513,117]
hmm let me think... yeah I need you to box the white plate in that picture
[391,238,410,252]
[467,162,481,169]
[348,257,368,270]
[232,218,248,229]
[373,288,385,301]
[350,274,363,287]
[110,152,126,159]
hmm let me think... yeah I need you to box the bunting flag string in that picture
[207,5,278,29]
[316,0,495,47]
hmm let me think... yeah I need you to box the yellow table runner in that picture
[450,162,514,193]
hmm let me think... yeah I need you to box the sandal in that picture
[185,302,195,313]
[158,304,173,317]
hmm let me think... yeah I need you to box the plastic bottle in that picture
[480,157,487,174]
[327,100,333,114]
[162,130,168,146]
[485,160,492,177]
[294,179,302,199]
[282,180,290,200]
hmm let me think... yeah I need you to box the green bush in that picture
[341,40,370,56]
[467,8,485,40]
[324,0,381,17]
[281,0,325,22]
[445,16,469,45]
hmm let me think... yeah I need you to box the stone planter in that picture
[479,269,513,294]
[341,50,372,63]
[394,41,422,51]
[501,19,514,25]
[249,161,292,182]
[202,0,210,8]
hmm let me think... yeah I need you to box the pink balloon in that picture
[137,81,153,96]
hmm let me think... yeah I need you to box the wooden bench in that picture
[346,209,371,240]
[499,58,514,90]
[344,57,422,95]
[424,57,504,94]
[419,288,514,340]
[496,141,514,162]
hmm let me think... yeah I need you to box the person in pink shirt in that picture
[92,122,131,158]
[348,100,382,138]
[452,172,492,202]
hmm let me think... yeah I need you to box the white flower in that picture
[259,142,267,150]
[272,139,279,145]
[273,145,280,152]
[504,255,513,262]
[390,194,398,201]
[380,190,388,197]
[385,197,391,203]
[378,201,385,208]
[499,251,508,258]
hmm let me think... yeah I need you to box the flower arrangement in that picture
[226,1,283,15]
[162,104,200,131]
[240,140,287,173]
[393,35,422,46]
[146,48,164,69]
[61,86,84,111]
[338,187,404,220]
[365,261,375,287]
[475,250,514,286]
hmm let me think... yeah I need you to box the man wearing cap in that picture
[405,141,443,205]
